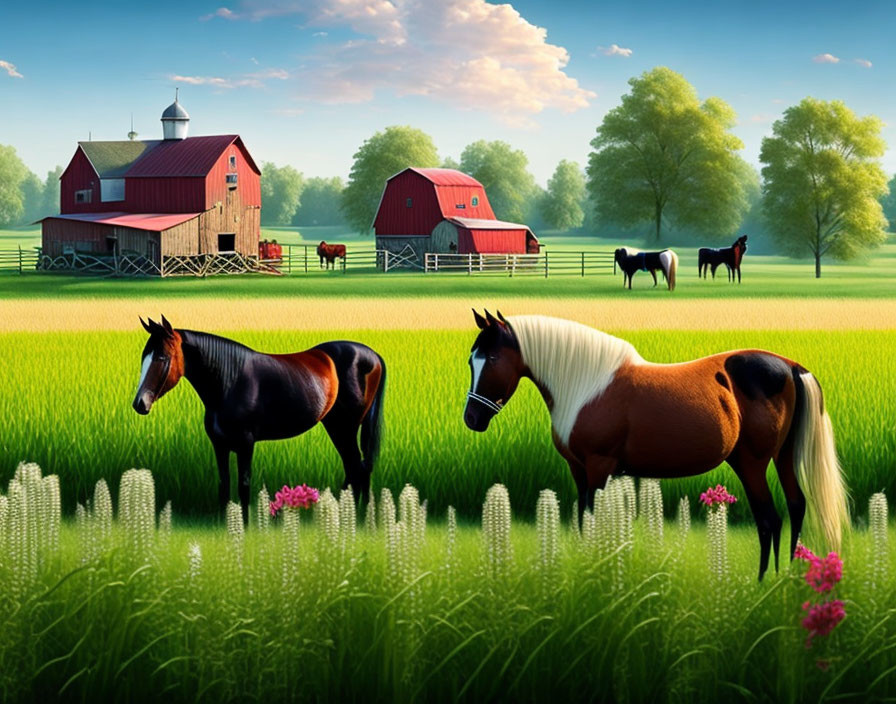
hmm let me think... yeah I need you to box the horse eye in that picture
[487,355,497,364]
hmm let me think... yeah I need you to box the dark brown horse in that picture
[614,248,678,290]
[133,316,386,522]
[698,235,748,282]
[317,241,347,270]
[463,311,848,580]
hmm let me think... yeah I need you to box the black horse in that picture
[132,316,386,522]
[613,248,679,290]
[698,235,748,282]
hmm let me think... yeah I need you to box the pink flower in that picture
[795,546,843,593]
[269,483,320,516]
[699,484,738,508]
[802,600,846,648]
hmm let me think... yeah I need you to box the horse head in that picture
[133,315,185,415]
[614,248,627,275]
[464,310,524,432]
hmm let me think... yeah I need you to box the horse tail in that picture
[659,249,678,291]
[361,354,387,471]
[792,371,849,551]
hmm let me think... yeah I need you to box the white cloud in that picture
[0,60,23,78]
[854,58,872,68]
[812,53,840,64]
[201,6,239,21]
[170,67,289,89]
[220,0,595,126]
[599,44,632,58]
[749,114,774,123]
[313,31,328,37]
[250,56,260,64]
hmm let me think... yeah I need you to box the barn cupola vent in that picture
[161,89,190,140]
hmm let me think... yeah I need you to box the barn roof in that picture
[44,211,201,232]
[449,216,531,231]
[126,135,260,177]
[393,167,483,188]
[79,140,161,178]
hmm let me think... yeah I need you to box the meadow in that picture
[1,328,893,524]
[1,463,894,704]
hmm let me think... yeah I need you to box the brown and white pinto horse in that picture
[317,241,346,270]
[464,311,849,580]
[133,316,386,522]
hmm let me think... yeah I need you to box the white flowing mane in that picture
[506,315,642,446]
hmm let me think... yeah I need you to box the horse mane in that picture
[505,316,642,445]
[178,330,254,392]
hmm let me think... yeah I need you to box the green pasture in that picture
[2,225,896,300]
[2,503,895,703]
[1,328,892,522]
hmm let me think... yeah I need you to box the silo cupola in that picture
[161,89,189,140]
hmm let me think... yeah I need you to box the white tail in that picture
[793,373,849,550]
[659,249,678,291]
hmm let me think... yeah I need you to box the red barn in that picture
[373,167,538,266]
[40,98,262,276]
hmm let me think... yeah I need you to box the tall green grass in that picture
[1,329,892,522]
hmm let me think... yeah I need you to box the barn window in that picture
[406,198,412,208]
[218,233,236,252]
[75,189,92,204]
[226,173,238,189]
[472,195,479,206]
[100,179,125,202]
[229,155,237,170]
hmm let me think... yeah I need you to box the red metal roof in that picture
[449,216,531,231]
[125,135,260,178]
[45,212,201,232]
[398,167,483,187]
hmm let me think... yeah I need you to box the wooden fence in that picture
[0,247,40,274]
[424,250,615,277]
[278,244,379,273]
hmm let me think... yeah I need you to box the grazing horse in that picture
[132,316,386,523]
[463,311,848,580]
[614,248,678,290]
[317,241,347,270]
[698,235,748,283]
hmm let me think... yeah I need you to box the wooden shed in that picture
[373,167,538,267]
[41,98,262,275]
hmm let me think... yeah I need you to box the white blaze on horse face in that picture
[469,348,487,394]
[137,353,153,396]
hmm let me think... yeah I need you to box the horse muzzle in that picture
[464,392,503,432]
[133,392,154,415]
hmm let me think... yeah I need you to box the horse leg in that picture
[650,269,658,287]
[585,454,615,516]
[236,443,255,525]
[322,416,367,505]
[213,441,231,519]
[774,435,806,561]
[731,453,782,580]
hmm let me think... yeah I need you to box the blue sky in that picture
[3,0,896,185]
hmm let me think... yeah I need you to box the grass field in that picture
[2,328,892,523]
[1,465,894,704]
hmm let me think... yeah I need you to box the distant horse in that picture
[614,248,678,290]
[133,316,386,523]
[463,310,848,580]
[317,241,347,270]
[699,235,748,282]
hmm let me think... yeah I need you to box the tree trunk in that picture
[815,252,821,278]
[654,202,662,242]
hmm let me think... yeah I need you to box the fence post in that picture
[18,245,23,274]
[304,245,308,273]
[343,253,347,274]
[581,251,585,277]
[384,249,389,273]
[288,245,292,274]
[544,251,549,278]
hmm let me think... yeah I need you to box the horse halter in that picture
[146,353,172,400]
[466,391,504,414]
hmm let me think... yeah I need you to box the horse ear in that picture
[140,317,153,334]
[485,310,498,327]
[160,315,174,337]
[496,310,508,326]
[473,309,488,330]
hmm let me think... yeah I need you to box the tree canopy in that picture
[540,160,585,231]
[881,175,896,232]
[760,97,888,277]
[459,140,537,224]
[586,67,750,242]
[0,145,29,227]
[342,126,439,234]
[294,176,345,226]
[260,162,304,226]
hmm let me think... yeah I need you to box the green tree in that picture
[587,67,749,242]
[294,176,345,226]
[760,98,888,277]
[441,156,460,171]
[460,140,537,224]
[540,160,586,231]
[0,145,29,227]
[260,162,304,226]
[42,166,63,216]
[881,175,896,232]
[20,172,44,225]
[342,126,439,234]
